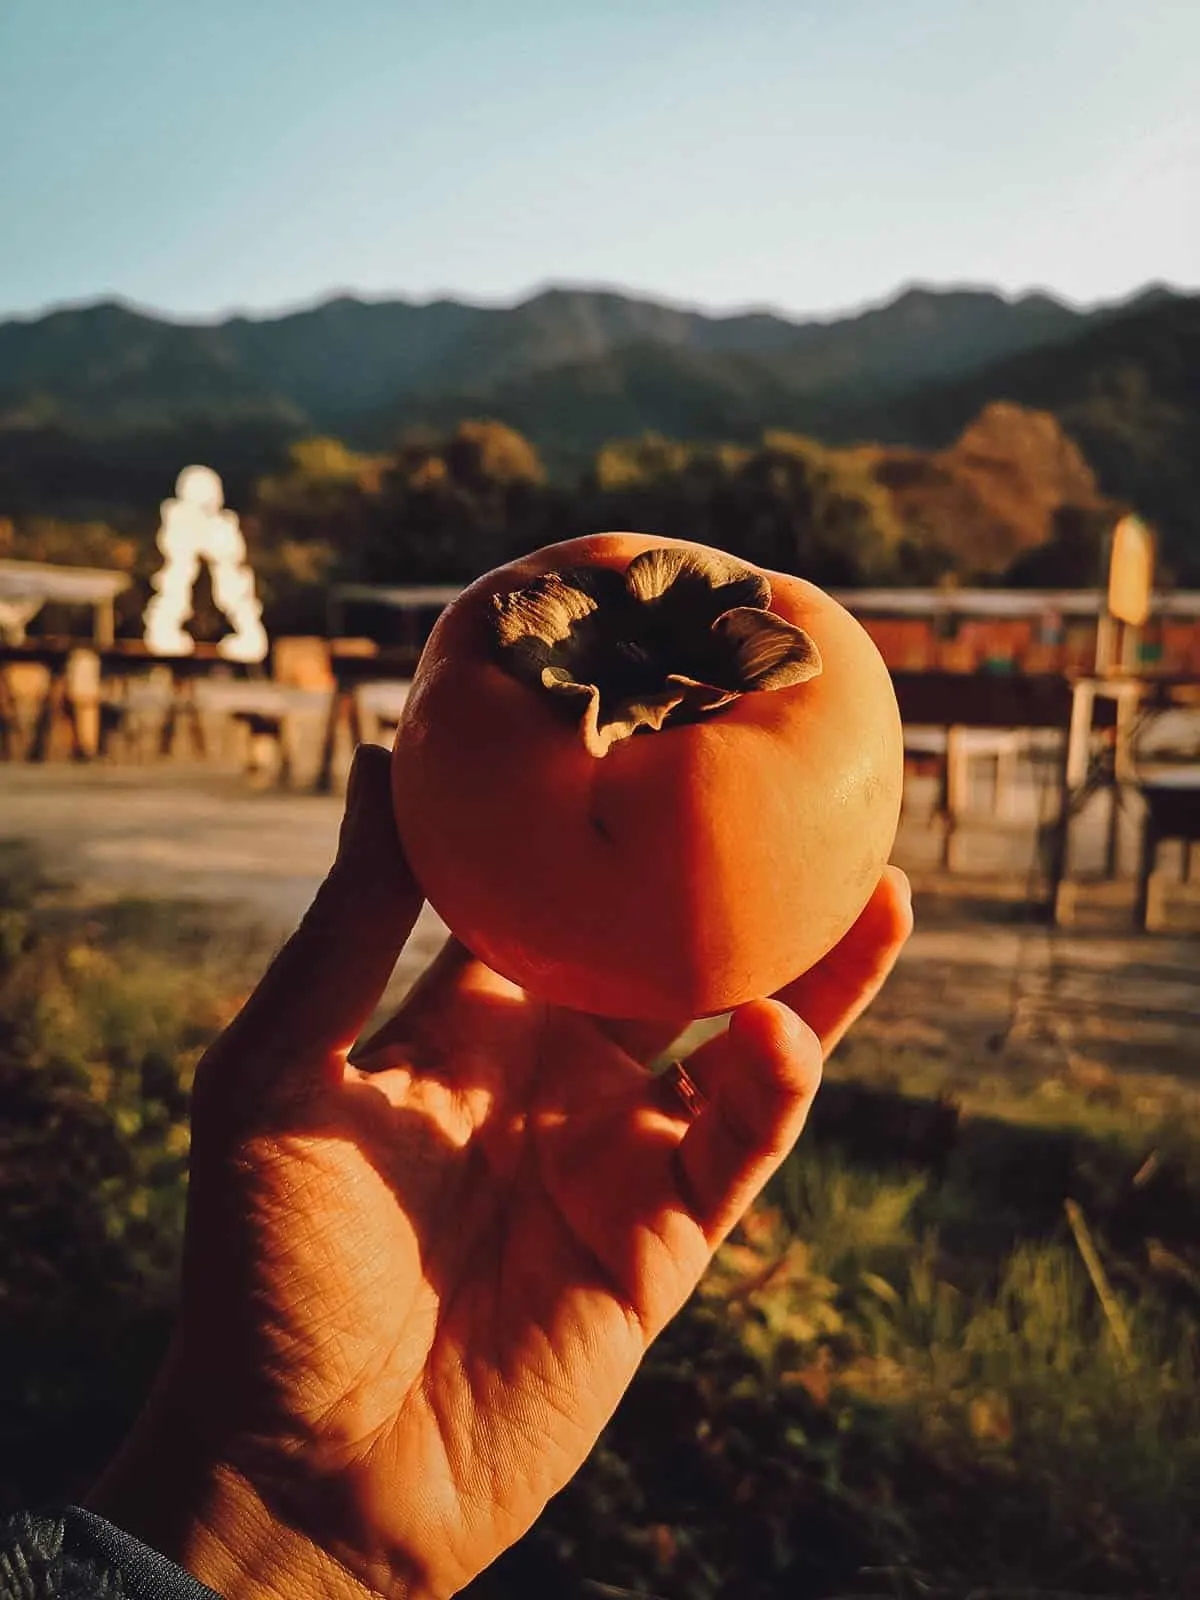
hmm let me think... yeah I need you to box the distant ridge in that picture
[0,280,1196,575]
[0,279,1135,439]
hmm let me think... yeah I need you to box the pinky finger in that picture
[673,998,822,1246]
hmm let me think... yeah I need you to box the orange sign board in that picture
[1106,514,1153,626]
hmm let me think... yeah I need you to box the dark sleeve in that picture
[0,1507,222,1599]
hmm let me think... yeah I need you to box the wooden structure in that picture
[1135,769,1200,930]
[312,642,412,794]
[892,670,1073,880]
[0,631,398,793]
[862,668,1200,925]
[1046,520,1199,928]
[326,584,461,672]
[6,569,1198,930]
[0,638,272,764]
[0,560,130,648]
[0,563,133,759]
[1048,675,1200,925]
[327,580,1200,680]
[843,586,1200,676]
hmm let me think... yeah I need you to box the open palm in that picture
[91,746,911,1600]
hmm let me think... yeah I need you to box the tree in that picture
[1004,503,1119,588]
[359,421,555,585]
[246,439,387,631]
[442,420,545,490]
[726,433,902,583]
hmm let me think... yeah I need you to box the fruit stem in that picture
[491,545,821,757]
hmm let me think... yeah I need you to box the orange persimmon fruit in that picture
[391,533,903,1020]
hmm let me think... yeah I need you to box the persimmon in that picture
[391,534,903,1021]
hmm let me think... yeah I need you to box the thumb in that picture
[773,866,912,1057]
[204,744,425,1096]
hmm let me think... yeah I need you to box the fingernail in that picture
[349,1041,408,1074]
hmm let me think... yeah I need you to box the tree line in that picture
[2,416,1123,641]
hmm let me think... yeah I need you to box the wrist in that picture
[86,1379,438,1600]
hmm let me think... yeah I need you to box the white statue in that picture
[144,465,268,663]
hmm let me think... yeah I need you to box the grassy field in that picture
[1,842,1197,1598]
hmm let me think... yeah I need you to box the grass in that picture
[1,840,1197,1595]
[0,842,266,1506]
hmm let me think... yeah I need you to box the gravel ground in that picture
[1,754,1197,1087]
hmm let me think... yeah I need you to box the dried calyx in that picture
[492,545,822,757]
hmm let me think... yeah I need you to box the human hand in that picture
[89,745,911,1599]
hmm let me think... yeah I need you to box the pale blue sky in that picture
[1,0,1197,321]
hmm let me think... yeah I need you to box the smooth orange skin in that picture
[391,534,904,1021]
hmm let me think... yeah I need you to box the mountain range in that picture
[1,280,1196,573]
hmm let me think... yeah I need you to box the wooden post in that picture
[315,641,378,792]
[276,714,295,789]
[314,686,352,794]
[159,672,179,758]
[1135,808,1160,932]
[941,724,967,872]
[65,648,101,759]
[1050,682,1094,925]
[29,669,67,763]
[1113,682,1141,783]
[95,596,116,648]
[1064,679,1095,790]
[1049,733,1074,926]
[0,668,19,760]
[1095,615,1116,677]
[1103,784,1122,880]
[994,735,1018,819]
[1104,682,1144,880]
[158,672,205,759]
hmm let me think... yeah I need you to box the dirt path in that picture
[0,763,449,1001]
[1,760,1197,1088]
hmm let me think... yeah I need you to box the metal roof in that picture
[330,583,464,608]
[329,581,1200,619]
[836,588,1200,618]
[0,559,131,605]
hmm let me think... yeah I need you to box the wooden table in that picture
[0,639,271,764]
[312,646,418,793]
[891,669,1200,924]
[890,672,1076,882]
[1,639,120,761]
[904,723,1033,868]
[2,638,397,791]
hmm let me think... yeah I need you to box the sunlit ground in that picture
[1,756,1198,1596]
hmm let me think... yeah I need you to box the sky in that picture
[1,0,1198,324]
